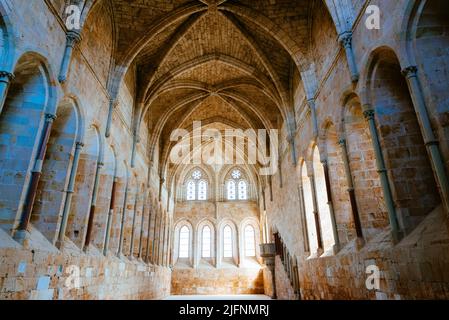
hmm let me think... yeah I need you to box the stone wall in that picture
[171,266,264,296]
[0,228,171,300]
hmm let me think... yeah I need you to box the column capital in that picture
[363,109,375,121]
[0,71,14,82]
[401,66,418,79]
[338,31,353,49]
[66,30,82,47]
[338,138,346,146]
[110,98,119,109]
[45,113,57,122]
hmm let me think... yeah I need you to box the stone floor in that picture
[165,295,272,300]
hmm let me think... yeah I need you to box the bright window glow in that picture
[231,170,242,179]
[244,225,256,257]
[223,225,233,258]
[202,226,211,258]
[198,180,207,200]
[192,170,202,180]
[227,180,236,200]
[187,181,196,201]
[238,180,247,200]
[179,226,190,258]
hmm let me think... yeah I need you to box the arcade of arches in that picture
[0,0,449,300]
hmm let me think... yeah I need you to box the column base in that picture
[331,243,340,255]
[13,229,30,248]
[355,237,365,251]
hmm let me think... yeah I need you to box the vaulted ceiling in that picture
[79,0,329,187]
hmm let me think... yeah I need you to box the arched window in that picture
[227,180,236,200]
[226,169,248,200]
[238,181,247,200]
[198,180,207,200]
[179,226,190,258]
[185,169,208,201]
[202,226,211,258]
[223,225,233,258]
[186,181,196,201]
[244,225,256,257]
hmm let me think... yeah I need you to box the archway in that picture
[371,49,440,231]
[301,161,318,255]
[31,98,79,243]
[343,94,387,240]
[413,0,449,168]
[312,146,335,252]
[66,125,100,247]
[0,54,52,233]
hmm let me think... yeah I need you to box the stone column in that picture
[57,141,84,248]
[151,211,159,264]
[145,206,153,263]
[307,99,319,138]
[321,160,340,253]
[117,179,130,257]
[0,71,14,114]
[58,31,82,83]
[309,174,323,253]
[297,185,310,254]
[338,138,364,240]
[402,66,449,214]
[137,202,147,259]
[158,213,165,265]
[260,243,276,299]
[15,113,57,245]
[103,176,118,255]
[339,32,359,83]
[83,161,104,250]
[129,191,139,258]
[131,131,140,168]
[363,108,400,241]
[105,99,118,138]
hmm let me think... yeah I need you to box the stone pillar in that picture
[338,138,364,241]
[83,161,104,250]
[137,202,147,259]
[260,243,276,299]
[145,206,153,263]
[363,108,401,241]
[158,213,165,265]
[339,31,359,83]
[0,71,14,114]
[15,113,57,245]
[151,211,160,264]
[321,160,340,253]
[131,132,140,168]
[117,179,129,257]
[402,66,449,214]
[103,177,118,255]
[129,191,139,258]
[163,215,169,266]
[105,99,118,138]
[57,141,84,248]
[309,174,323,253]
[297,185,310,254]
[58,31,82,83]
[307,99,319,138]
